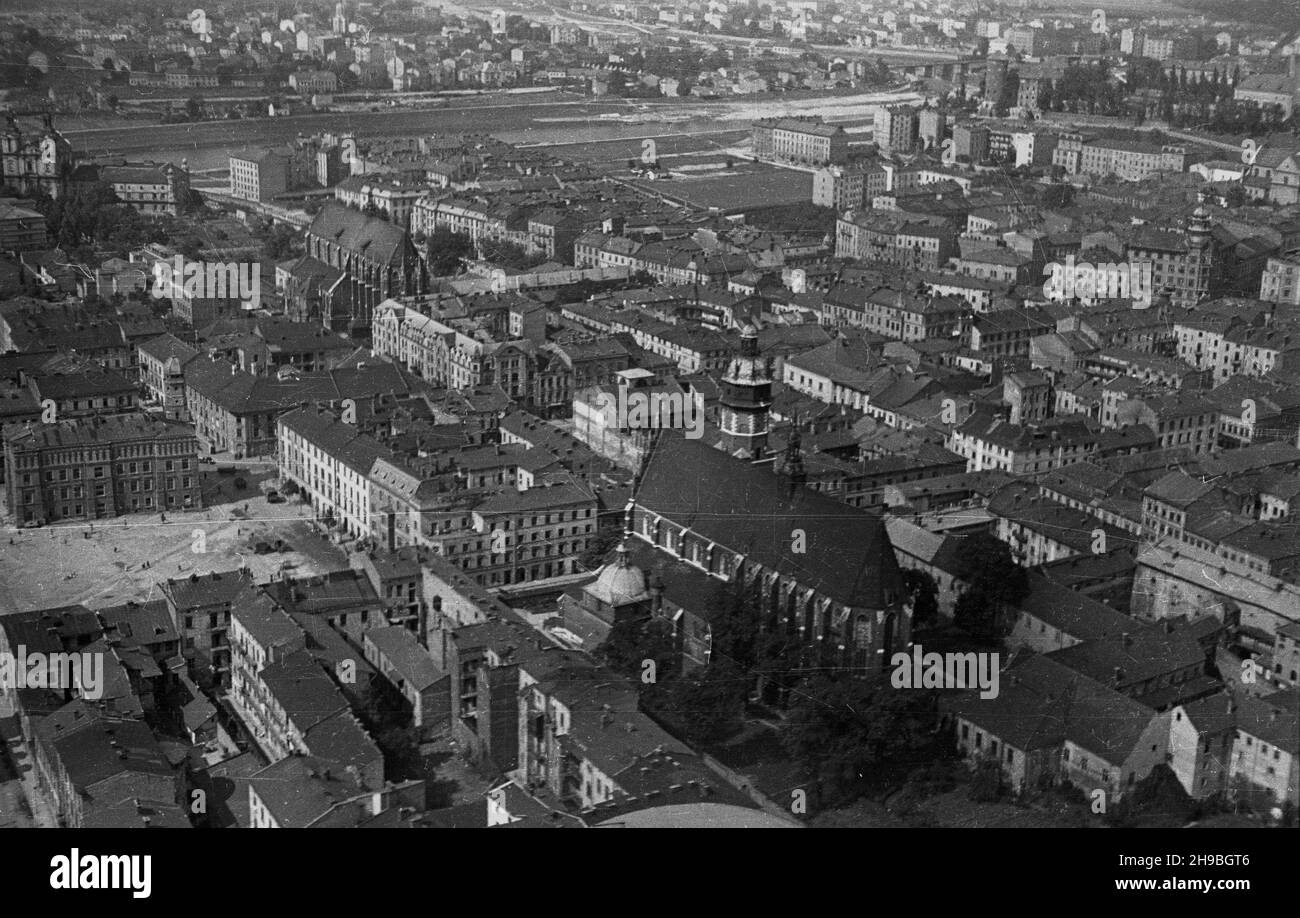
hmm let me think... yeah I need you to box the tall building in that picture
[718,324,774,460]
[1124,202,1214,308]
[952,124,990,163]
[984,58,1010,110]
[874,104,919,154]
[812,162,886,210]
[918,109,946,150]
[229,150,289,203]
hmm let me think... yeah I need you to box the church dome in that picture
[585,542,650,607]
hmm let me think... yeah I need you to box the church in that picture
[563,324,913,681]
[1,113,74,199]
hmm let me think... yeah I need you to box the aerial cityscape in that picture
[0,0,1297,841]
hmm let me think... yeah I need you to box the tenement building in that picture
[3,414,201,524]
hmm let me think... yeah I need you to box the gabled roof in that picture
[943,653,1161,762]
[307,201,412,266]
[635,434,904,609]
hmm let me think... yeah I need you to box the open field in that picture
[0,493,348,615]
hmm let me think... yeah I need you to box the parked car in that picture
[266,490,284,503]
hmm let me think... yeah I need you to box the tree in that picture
[1041,183,1075,209]
[901,568,939,629]
[425,226,475,276]
[578,525,622,571]
[263,223,303,260]
[597,613,678,713]
[360,680,423,780]
[661,657,747,744]
[185,97,203,120]
[950,533,1028,641]
[968,754,1004,801]
[782,670,938,806]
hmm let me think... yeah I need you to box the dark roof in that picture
[307,201,412,266]
[1046,620,1206,692]
[943,654,1161,762]
[1013,573,1136,643]
[635,434,904,609]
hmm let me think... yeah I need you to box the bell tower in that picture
[719,324,773,460]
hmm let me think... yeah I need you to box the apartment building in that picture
[3,414,200,524]
[277,406,394,540]
[161,568,256,689]
[1175,316,1300,384]
[751,117,848,165]
[1055,133,1188,182]
[229,150,289,203]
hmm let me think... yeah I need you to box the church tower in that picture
[1185,194,1214,303]
[719,324,773,460]
[2,112,72,199]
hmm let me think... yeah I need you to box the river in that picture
[61,89,923,172]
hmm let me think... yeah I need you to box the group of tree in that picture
[32,181,167,258]
[420,227,476,276]
[476,237,549,272]
[359,681,424,783]
[596,575,943,807]
[259,222,304,261]
[782,658,941,808]
[949,533,1029,642]
[597,582,752,747]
